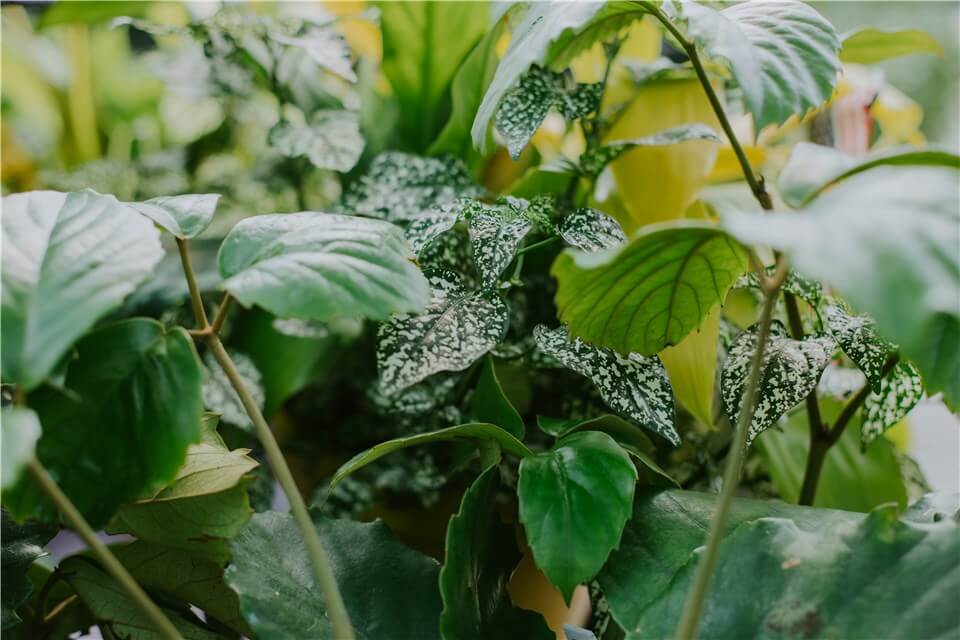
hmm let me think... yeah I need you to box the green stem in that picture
[27,459,182,640]
[516,236,560,256]
[176,238,209,328]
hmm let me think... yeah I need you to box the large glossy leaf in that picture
[127,193,221,239]
[469,358,526,438]
[840,27,943,64]
[380,1,487,152]
[377,270,507,396]
[4,319,203,528]
[534,325,678,445]
[726,164,960,407]
[0,408,40,491]
[225,512,443,640]
[1,190,163,389]
[598,489,957,639]
[552,222,749,356]
[1,511,56,630]
[440,467,553,640]
[518,431,637,601]
[667,0,841,130]
[721,321,835,444]
[218,212,430,322]
[268,110,364,172]
[824,301,896,393]
[329,423,532,489]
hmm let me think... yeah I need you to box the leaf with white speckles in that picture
[558,208,626,252]
[825,301,896,393]
[735,267,823,306]
[533,325,678,445]
[579,124,721,178]
[405,202,466,256]
[494,65,601,159]
[268,110,364,172]
[721,321,836,443]
[378,271,509,397]
[202,350,264,433]
[862,361,923,447]
[465,200,536,289]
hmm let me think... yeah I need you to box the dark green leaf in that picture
[1,408,40,491]
[862,361,924,447]
[518,431,637,601]
[218,212,430,322]
[558,208,626,252]
[128,193,221,239]
[269,110,364,172]
[824,301,895,392]
[465,199,536,288]
[4,319,203,528]
[840,27,943,64]
[1,190,163,390]
[1,511,56,630]
[440,467,553,640]
[579,124,721,178]
[226,512,443,639]
[470,357,525,438]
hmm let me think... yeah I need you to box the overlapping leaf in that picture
[862,361,924,447]
[558,208,626,252]
[1,511,56,630]
[126,193,220,239]
[269,110,364,172]
[825,302,896,392]
[579,124,721,178]
[465,199,536,287]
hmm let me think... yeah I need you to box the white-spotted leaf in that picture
[825,302,896,393]
[268,110,364,172]
[558,208,626,252]
[862,361,924,447]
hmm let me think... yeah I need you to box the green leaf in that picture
[579,124,721,178]
[862,361,924,447]
[755,397,907,512]
[726,163,960,407]
[39,1,146,28]
[329,423,532,489]
[4,319,203,528]
[268,24,356,83]
[340,152,482,223]
[380,1,488,152]
[552,221,749,356]
[268,110,364,172]
[226,512,443,640]
[465,199,536,288]
[495,65,601,159]
[439,467,554,640]
[377,270,507,396]
[404,201,465,256]
[734,266,823,306]
[470,357,525,439]
[777,142,960,207]
[721,321,835,443]
[824,301,896,393]
[128,193,221,239]
[558,208,626,252]
[518,431,637,602]
[110,415,257,563]
[0,408,40,491]
[1,511,56,630]
[218,211,430,322]
[667,0,841,130]
[598,489,956,639]
[534,325,678,445]
[1,190,163,390]
[840,27,943,64]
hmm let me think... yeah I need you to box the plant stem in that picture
[210,293,234,335]
[27,459,182,640]
[175,240,355,639]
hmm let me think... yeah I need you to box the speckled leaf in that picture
[862,361,924,447]
[269,25,356,82]
[465,199,535,288]
[218,212,430,321]
[735,267,823,306]
[580,124,721,178]
[533,325,678,445]
[1,510,56,630]
[202,350,265,433]
[404,201,465,255]
[1,408,40,491]
[269,110,363,172]
[559,208,626,252]
[340,152,482,223]
[721,321,835,443]
[825,302,896,393]
[377,271,508,396]
[495,64,601,159]
[127,193,221,239]
[518,431,637,602]
[666,1,841,130]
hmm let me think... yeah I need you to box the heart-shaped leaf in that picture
[825,301,896,393]
[465,199,536,288]
[268,110,364,172]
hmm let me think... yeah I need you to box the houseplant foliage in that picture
[1,1,958,639]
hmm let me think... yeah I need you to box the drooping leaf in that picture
[580,124,721,178]
[598,489,957,639]
[469,357,526,438]
[824,301,896,393]
[340,152,482,223]
[226,512,443,640]
[862,361,924,447]
[518,431,637,602]
[726,163,960,407]
[534,325,678,445]
[440,467,554,640]
[721,321,835,443]
[840,27,943,64]
[666,0,841,130]
[465,199,536,288]
[218,212,430,322]
[0,408,40,491]
[558,208,626,252]
[1,511,56,630]
[328,423,532,490]
[1,190,163,390]
[268,110,364,172]
[127,193,221,239]
[494,65,601,160]
[202,350,265,433]
[4,319,203,528]
[552,222,749,356]
[377,270,507,396]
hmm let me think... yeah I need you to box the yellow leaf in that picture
[658,305,721,428]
